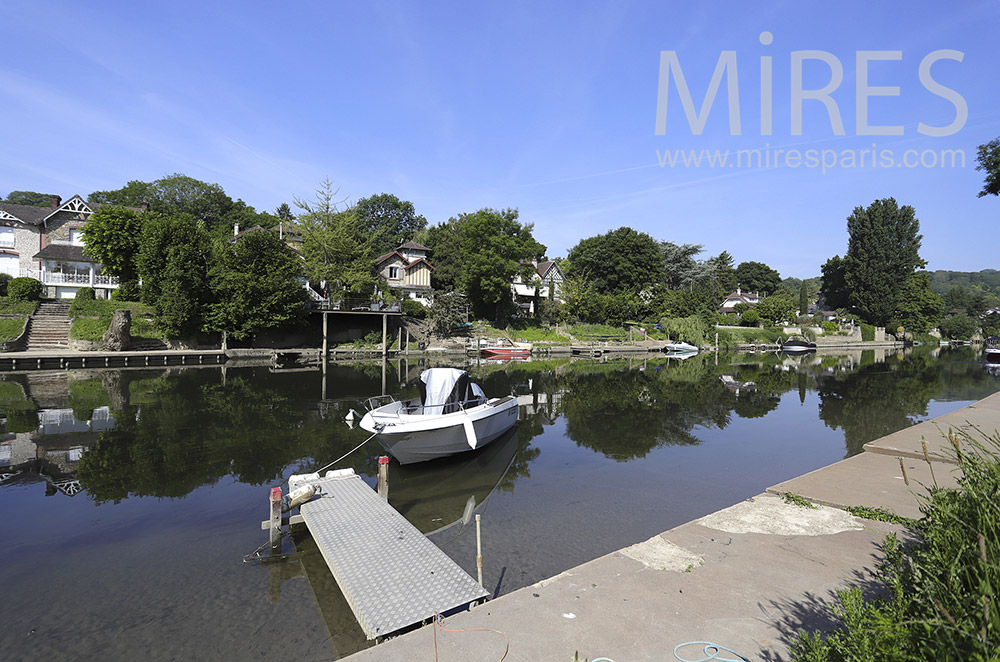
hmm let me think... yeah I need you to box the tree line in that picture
[1,133,996,341]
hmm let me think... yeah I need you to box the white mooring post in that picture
[476,514,483,587]
[377,456,389,501]
[269,487,283,553]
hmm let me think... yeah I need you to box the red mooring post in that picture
[377,456,390,501]
[269,487,283,552]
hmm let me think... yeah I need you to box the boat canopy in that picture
[418,368,486,415]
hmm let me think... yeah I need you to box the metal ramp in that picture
[299,471,488,640]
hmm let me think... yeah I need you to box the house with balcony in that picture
[0,194,122,298]
[374,241,434,306]
[511,260,565,315]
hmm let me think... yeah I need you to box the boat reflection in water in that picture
[387,426,521,534]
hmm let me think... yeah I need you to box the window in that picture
[0,228,13,248]
[388,266,399,279]
[70,229,84,246]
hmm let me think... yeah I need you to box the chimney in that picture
[233,222,240,237]
[49,195,62,209]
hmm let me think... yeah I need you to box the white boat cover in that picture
[419,368,484,415]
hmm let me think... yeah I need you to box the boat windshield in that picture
[419,368,486,415]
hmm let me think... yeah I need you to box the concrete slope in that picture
[347,391,1000,662]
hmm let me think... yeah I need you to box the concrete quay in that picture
[346,391,1000,662]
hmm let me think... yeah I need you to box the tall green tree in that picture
[892,272,943,333]
[799,282,809,315]
[819,256,849,310]
[90,174,237,236]
[755,292,797,324]
[206,230,307,340]
[458,208,545,320]
[82,205,146,284]
[975,137,1000,197]
[136,214,212,338]
[843,198,926,327]
[734,261,781,294]
[295,179,379,298]
[419,217,465,291]
[352,193,427,256]
[706,251,737,291]
[566,227,662,295]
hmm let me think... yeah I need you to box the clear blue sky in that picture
[1,1,996,278]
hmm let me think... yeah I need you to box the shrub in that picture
[75,287,95,301]
[0,273,11,297]
[739,309,761,327]
[6,408,39,433]
[7,277,42,302]
[821,321,839,334]
[111,280,140,302]
[939,314,978,341]
[860,323,875,342]
[400,298,427,318]
[790,430,1000,662]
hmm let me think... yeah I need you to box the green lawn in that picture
[0,317,27,342]
[566,323,629,341]
[0,298,38,315]
[69,299,163,342]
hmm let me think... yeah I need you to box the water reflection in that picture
[1,350,999,661]
[1,347,997,506]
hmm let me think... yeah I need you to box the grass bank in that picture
[69,299,164,343]
[791,428,1000,662]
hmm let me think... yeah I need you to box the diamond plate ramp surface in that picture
[300,473,488,639]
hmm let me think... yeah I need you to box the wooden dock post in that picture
[476,513,483,587]
[322,312,328,358]
[269,487,283,552]
[382,313,388,357]
[377,456,389,501]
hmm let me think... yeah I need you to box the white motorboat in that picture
[359,368,518,464]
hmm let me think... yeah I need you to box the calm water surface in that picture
[1,346,997,660]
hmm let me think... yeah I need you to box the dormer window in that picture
[389,266,399,279]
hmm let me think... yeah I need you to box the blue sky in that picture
[1,1,996,278]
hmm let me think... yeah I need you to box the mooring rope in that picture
[314,426,382,475]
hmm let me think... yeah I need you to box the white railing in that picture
[17,269,119,287]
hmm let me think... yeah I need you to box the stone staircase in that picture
[26,301,72,350]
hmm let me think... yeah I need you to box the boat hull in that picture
[360,396,519,464]
[481,348,530,359]
[987,350,1000,365]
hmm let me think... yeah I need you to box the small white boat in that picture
[360,368,518,464]
[662,341,698,354]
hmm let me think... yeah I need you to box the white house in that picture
[719,287,762,315]
[512,260,565,315]
[0,195,123,298]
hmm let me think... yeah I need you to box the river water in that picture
[0,346,997,660]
